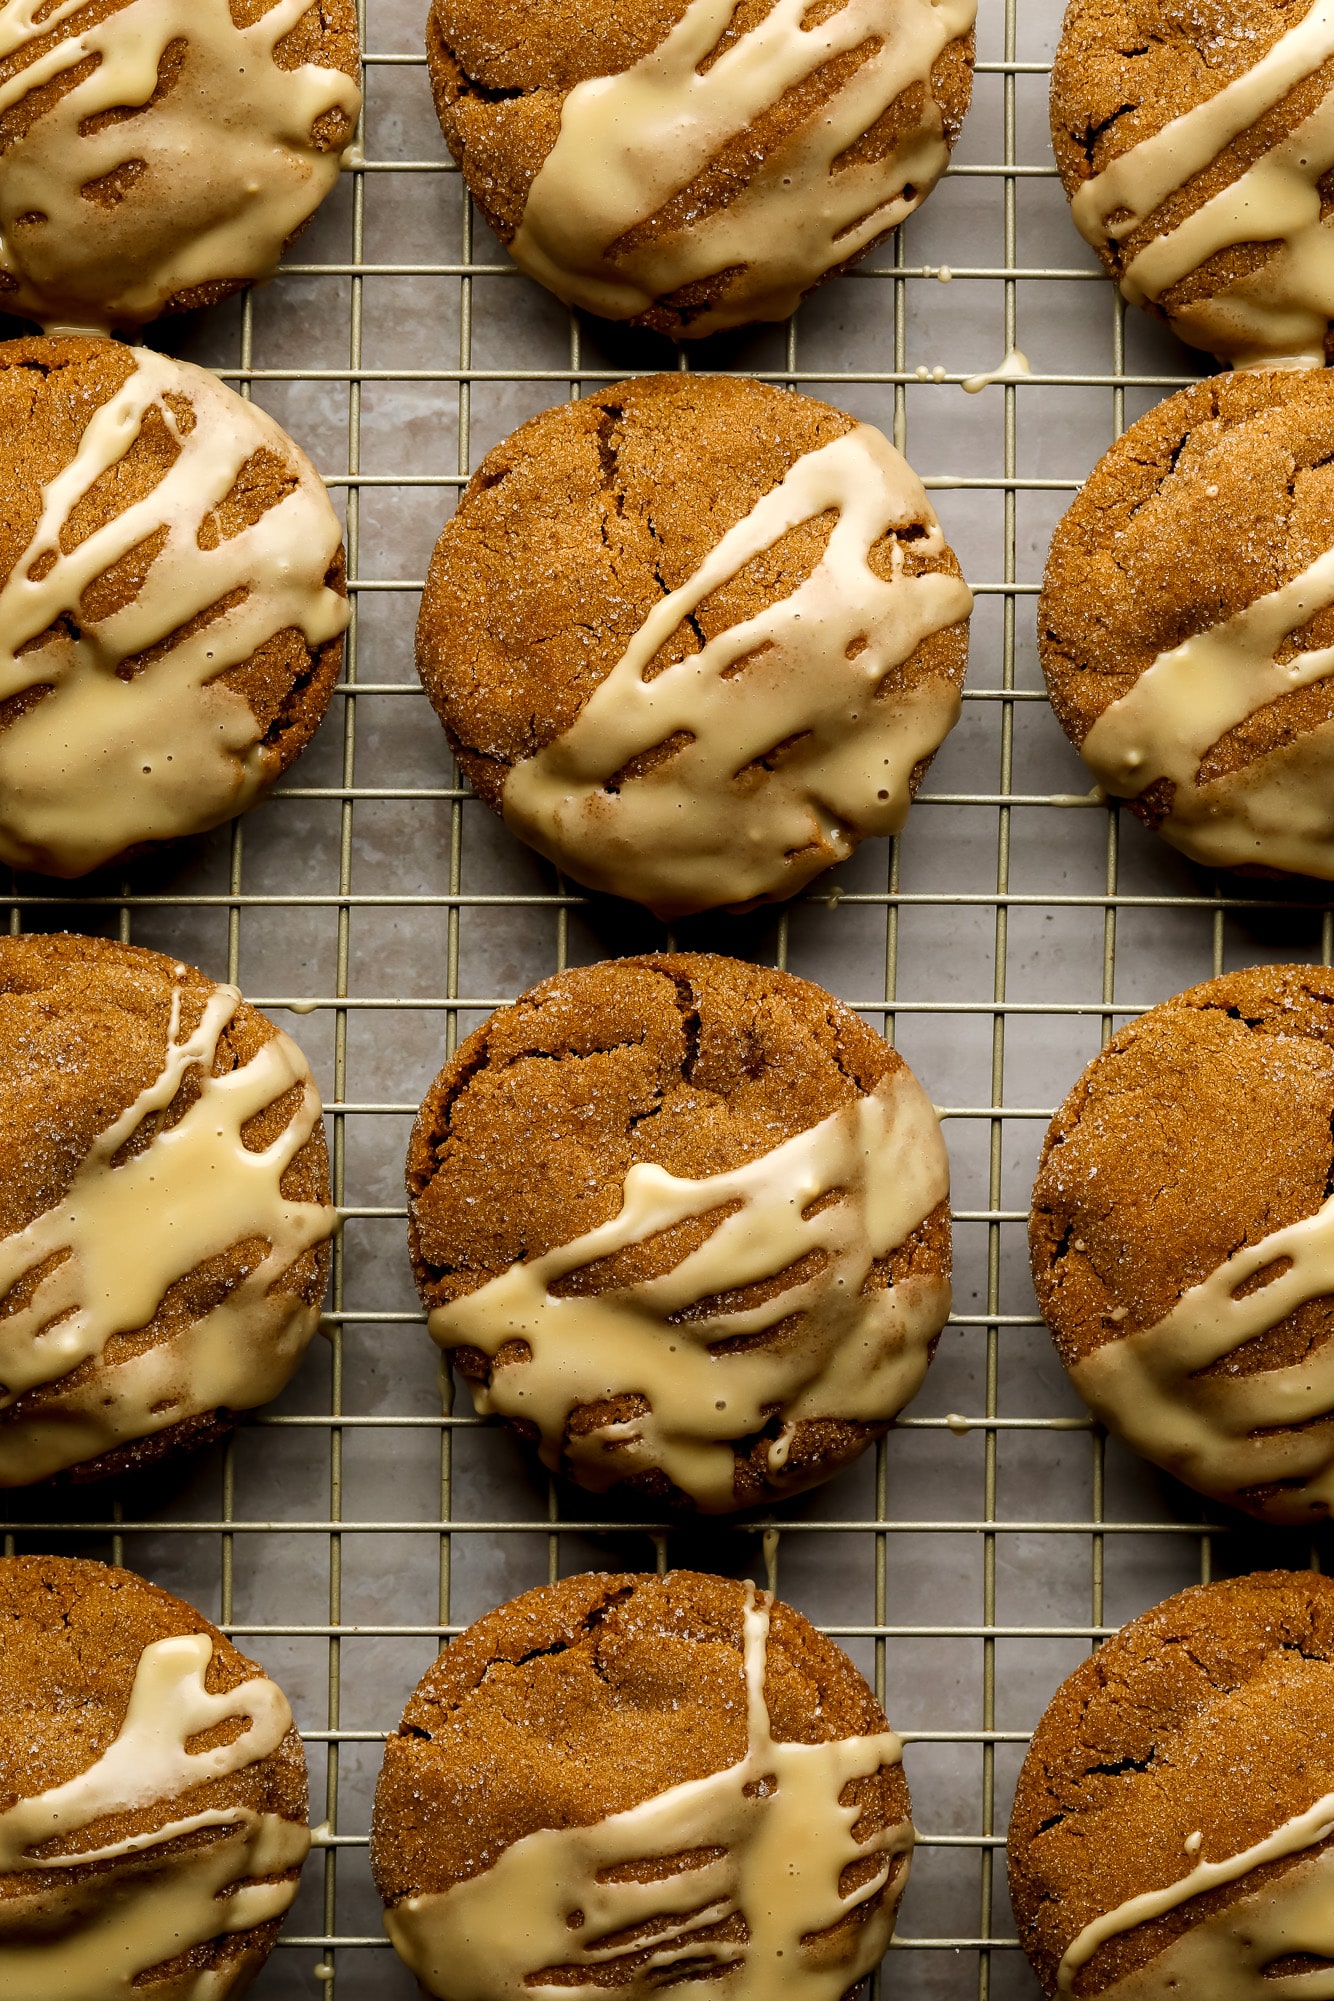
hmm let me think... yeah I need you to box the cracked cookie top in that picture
[0,1553,308,2001]
[415,374,971,918]
[426,0,975,339]
[371,1569,910,1998]
[0,335,348,878]
[406,952,951,1512]
[1051,0,1334,366]
[1030,965,1334,1523]
[1040,368,1334,882]
[1009,1570,1334,1997]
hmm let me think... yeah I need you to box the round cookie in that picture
[1029,964,1334,1525]
[407,952,952,1513]
[416,375,972,919]
[0,0,360,332]
[1009,1570,1334,1997]
[372,1570,912,2000]
[1051,0,1334,367]
[0,930,336,1487]
[0,335,348,878]
[0,1554,308,2001]
[1040,368,1334,881]
[427,0,975,338]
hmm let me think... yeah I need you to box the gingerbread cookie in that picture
[0,336,348,878]
[416,375,972,918]
[372,1570,911,2000]
[407,952,951,1513]
[0,1554,308,2001]
[0,931,335,1486]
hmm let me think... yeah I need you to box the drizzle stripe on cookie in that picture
[501,423,972,918]
[1057,1788,1334,1996]
[1078,539,1334,876]
[384,1584,911,2000]
[0,1630,308,2001]
[1069,0,1334,366]
[0,0,361,330]
[429,1065,950,1511]
[0,975,336,1485]
[0,346,349,877]
[510,0,975,333]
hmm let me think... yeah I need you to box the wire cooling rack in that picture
[6,1,1333,1996]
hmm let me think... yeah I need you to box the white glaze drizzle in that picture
[501,423,972,918]
[0,344,349,877]
[429,1067,950,1512]
[1069,0,1334,366]
[384,1583,911,2000]
[0,974,335,1485]
[0,0,361,331]
[1078,538,1334,876]
[509,0,975,334]
[1057,1789,1334,1995]
[0,1630,308,2000]
[1070,1188,1334,1519]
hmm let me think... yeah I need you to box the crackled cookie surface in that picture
[427,0,974,336]
[0,931,335,1486]
[407,952,951,1513]
[0,336,348,878]
[1052,0,1334,366]
[1041,369,1334,880]
[1030,964,1334,1523]
[0,0,360,332]
[416,374,972,918]
[1010,1570,1334,1998]
[0,1554,308,2001]
[372,1570,911,2000]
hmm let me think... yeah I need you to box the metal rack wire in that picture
[5,2,1325,1996]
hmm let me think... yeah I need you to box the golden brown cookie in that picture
[426,0,975,337]
[416,374,972,918]
[1040,368,1334,880]
[407,952,951,1513]
[0,1554,308,2001]
[1009,1570,1334,1997]
[1051,0,1334,366]
[0,930,335,1487]
[0,0,361,332]
[0,335,348,878]
[1029,964,1334,1524]
[372,1570,911,1999]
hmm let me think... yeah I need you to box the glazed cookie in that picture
[372,1571,911,1999]
[1051,0,1334,367]
[1009,1570,1334,1997]
[407,953,951,1513]
[427,0,975,338]
[0,0,360,332]
[0,1555,308,2000]
[416,375,972,918]
[0,336,348,878]
[0,931,335,1486]
[1040,368,1334,881]
[1029,964,1334,1525]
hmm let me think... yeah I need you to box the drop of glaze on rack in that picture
[945,1413,971,1435]
[961,347,1031,393]
[913,364,948,381]
[287,999,320,1014]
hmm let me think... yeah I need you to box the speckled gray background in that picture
[2,2,1325,1995]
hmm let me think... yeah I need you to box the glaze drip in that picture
[0,345,349,877]
[384,1584,911,2000]
[0,975,335,1485]
[429,1066,950,1511]
[0,0,361,330]
[0,1629,308,2000]
[501,423,972,917]
[1069,0,1334,366]
[510,0,975,334]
